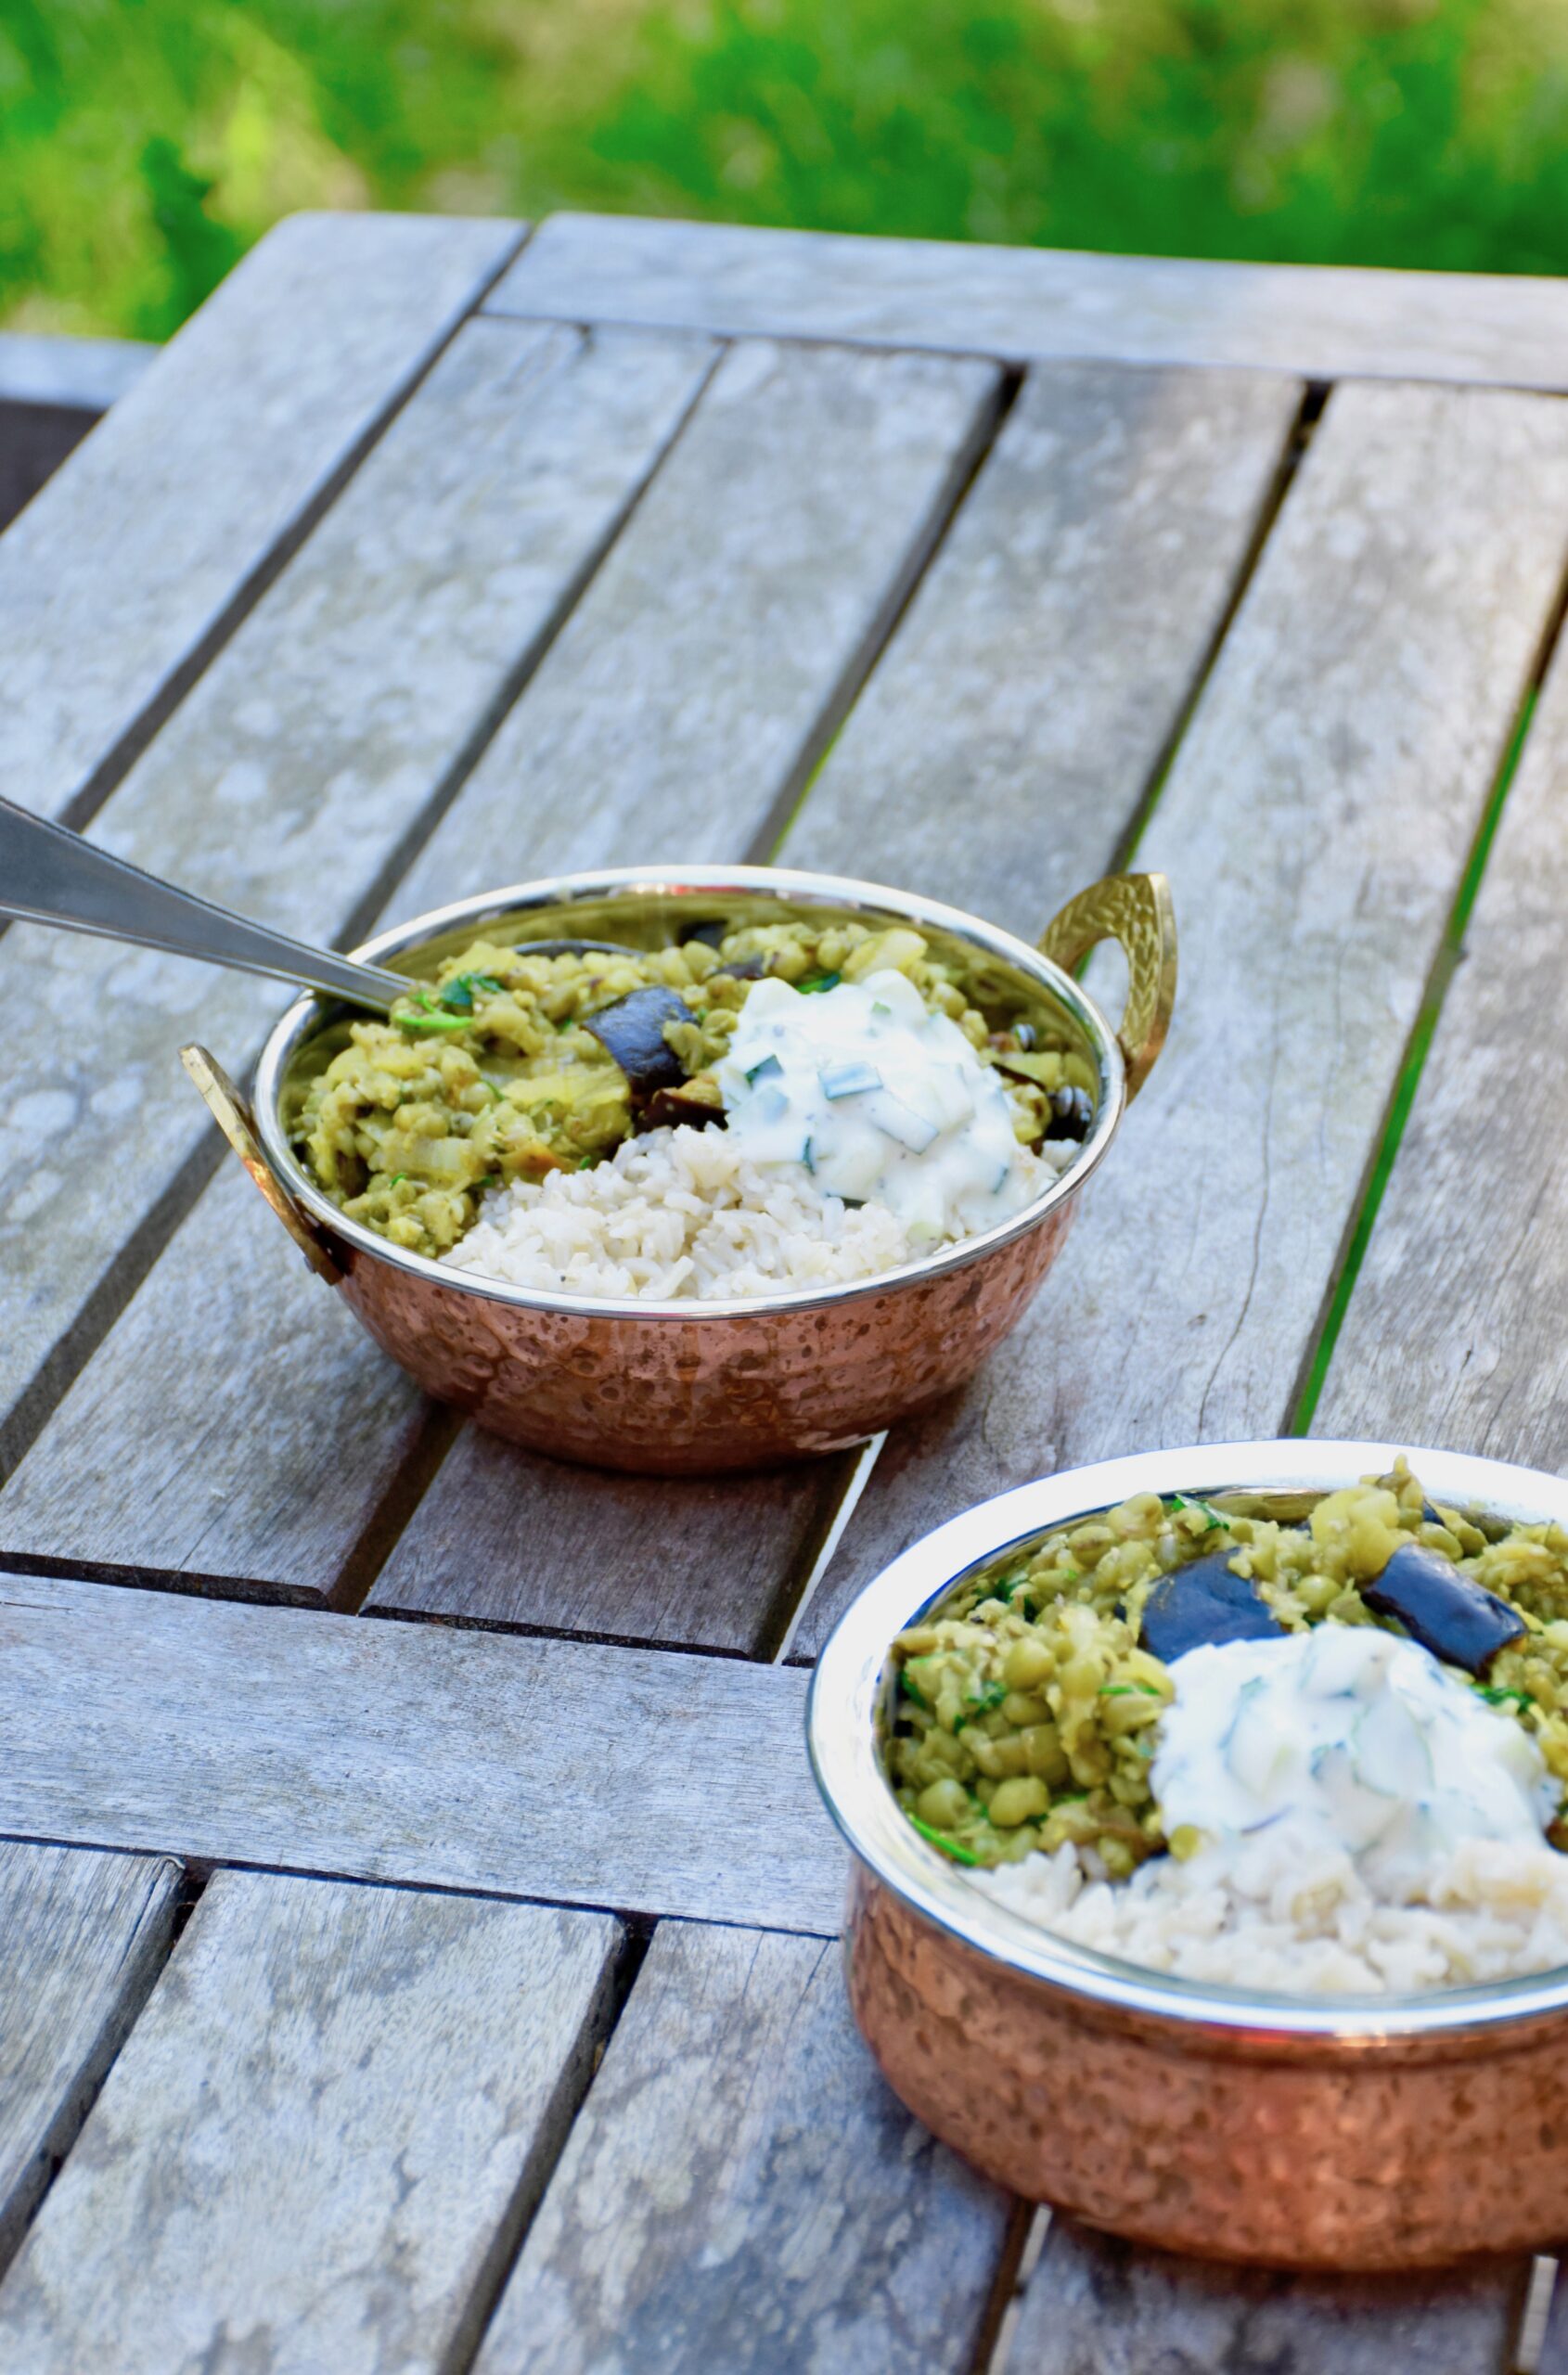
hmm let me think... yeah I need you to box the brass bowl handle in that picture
[1037,871,1176,1102]
[181,1044,343,1285]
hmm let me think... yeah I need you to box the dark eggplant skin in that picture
[1048,1085,1094,1140]
[582,986,690,1100]
[1363,1542,1525,1675]
[642,1078,725,1131]
[1139,1549,1286,1663]
[714,956,766,981]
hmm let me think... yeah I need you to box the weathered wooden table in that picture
[4,208,1568,2372]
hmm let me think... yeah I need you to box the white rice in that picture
[971,1819,1568,1995]
[442,1123,1065,1302]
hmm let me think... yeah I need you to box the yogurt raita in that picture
[716,969,1047,1244]
[1153,1624,1556,1892]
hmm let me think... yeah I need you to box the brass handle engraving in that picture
[180,1044,343,1285]
[1038,872,1176,1102]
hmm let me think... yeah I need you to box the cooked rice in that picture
[442,1123,1065,1302]
[973,1819,1568,1994]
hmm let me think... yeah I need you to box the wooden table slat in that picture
[368,1423,852,1656]
[782,357,1303,954]
[798,377,1568,1656]
[1314,593,1568,1461]
[477,1919,1010,2375]
[0,1868,622,2375]
[490,211,1568,392]
[1007,2218,1525,2375]
[3,211,521,833]
[0,1573,842,1936]
[0,316,715,1500]
[0,1843,180,2273]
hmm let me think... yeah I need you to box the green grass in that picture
[4,0,1567,340]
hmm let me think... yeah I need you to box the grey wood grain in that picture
[1007,2218,1523,2375]
[0,1168,427,1604]
[0,330,154,410]
[367,1421,840,1653]
[0,1868,622,2375]
[478,1919,1009,2375]
[1313,606,1568,1463]
[0,1843,180,2270]
[1533,2256,1568,2373]
[2,211,519,830]
[797,378,1568,1658]
[782,360,1302,939]
[0,317,713,1488]
[492,212,1568,391]
[386,336,1000,912]
[0,1572,842,1935]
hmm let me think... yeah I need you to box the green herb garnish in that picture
[1477,1685,1534,1710]
[433,970,504,1015]
[798,970,842,995]
[388,1173,408,1187]
[961,1680,1007,1719]
[900,1671,929,1710]
[907,1816,983,1866]
[1172,1493,1228,1533]
[397,1004,469,1036]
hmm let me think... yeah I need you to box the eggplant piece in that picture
[1362,1542,1525,1675]
[1139,1550,1285,1663]
[1048,1085,1094,1140]
[714,956,765,981]
[678,920,727,949]
[643,1075,726,1131]
[582,986,690,1102]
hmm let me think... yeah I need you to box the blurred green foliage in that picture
[3,0,1565,340]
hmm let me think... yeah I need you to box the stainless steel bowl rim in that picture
[808,1438,1568,2043]
[251,864,1127,1322]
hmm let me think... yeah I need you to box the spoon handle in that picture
[0,795,407,1012]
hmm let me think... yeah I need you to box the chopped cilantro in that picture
[899,1670,929,1710]
[1476,1684,1533,1711]
[1172,1492,1228,1533]
[433,970,504,1015]
[907,1816,983,1866]
[798,970,842,995]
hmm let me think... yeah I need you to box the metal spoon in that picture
[0,795,635,1011]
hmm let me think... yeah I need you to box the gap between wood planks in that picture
[0,1853,207,2292]
[0,1845,663,2375]
[1,225,529,877]
[749,366,1022,863]
[0,327,726,1496]
[733,376,1329,1675]
[1288,551,1568,1436]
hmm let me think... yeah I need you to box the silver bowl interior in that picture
[808,1438,1568,2042]
[251,864,1127,1322]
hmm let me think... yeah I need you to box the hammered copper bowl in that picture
[186,863,1174,1475]
[808,1440,1568,2269]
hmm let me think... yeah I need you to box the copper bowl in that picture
[184,864,1174,1475]
[808,1440,1568,2268]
